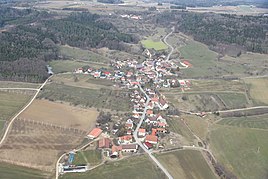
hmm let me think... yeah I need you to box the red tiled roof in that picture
[138,128,146,133]
[88,128,102,138]
[145,135,158,143]
[98,138,111,148]
[152,128,157,136]
[119,135,132,141]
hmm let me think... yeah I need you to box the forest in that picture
[0,8,136,82]
[156,12,268,54]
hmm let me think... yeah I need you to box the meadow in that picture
[62,155,166,179]
[72,150,102,166]
[141,39,168,51]
[156,150,217,179]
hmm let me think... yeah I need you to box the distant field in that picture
[210,125,268,179]
[20,99,98,131]
[0,90,32,132]
[72,150,102,166]
[49,60,110,74]
[156,150,217,179]
[167,117,195,143]
[0,81,40,88]
[244,78,268,105]
[218,114,268,129]
[52,74,114,90]
[0,162,48,179]
[217,93,249,109]
[38,83,131,111]
[59,45,109,63]
[141,39,168,51]
[62,155,166,179]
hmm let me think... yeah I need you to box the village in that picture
[58,49,194,174]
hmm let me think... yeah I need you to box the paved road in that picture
[0,88,38,91]
[133,84,173,179]
[0,76,52,146]
[163,27,175,61]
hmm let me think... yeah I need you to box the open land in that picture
[156,150,217,179]
[209,124,268,179]
[0,81,40,89]
[72,150,102,166]
[62,155,166,179]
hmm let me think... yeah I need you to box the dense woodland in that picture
[156,12,268,54]
[0,8,136,82]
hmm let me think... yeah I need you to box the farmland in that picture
[20,99,98,131]
[72,150,102,166]
[0,90,33,133]
[141,39,168,51]
[0,162,48,179]
[62,155,166,179]
[0,81,40,88]
[244,78,268,105]
[38,83,131,111]
[217,114,268,129]
[209,125,268,179]
[156,150,217,179]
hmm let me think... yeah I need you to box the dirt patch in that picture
[20,99,98,131]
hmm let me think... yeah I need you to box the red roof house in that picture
[87,128,103,139]
[98,138,111,149]
[145,135,158,144]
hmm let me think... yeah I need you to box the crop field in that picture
[59,45,109,63]
[217,114,268,129]
[167,117,195,144]
[72,150,102,166]
[141,39,168,51]
[156,150,217,179]
[51,74,114,90]
[38,83,131,111]
[0,162,49,179]
[217,93,249,109]
[49,60,110,74]
[20,99,98,131]
[62,155,166,179]
[0,118,86,172]
[209,124,268,179]
[244,78,268,105]
[0,90,33,133]
[0,81,40,88]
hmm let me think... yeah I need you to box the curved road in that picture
[0,76,52,146]
[163,27,175,61]
[133,84,173,179]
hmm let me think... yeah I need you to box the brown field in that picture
[20,99,98,131]
[0,118,86,172]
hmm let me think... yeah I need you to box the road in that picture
[133,84,173,179]
[163,26,175,61]
[0,76,52,147]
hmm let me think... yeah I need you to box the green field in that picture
[62,155,166,179]
[0,91,32,126]
[38,83,131,111]
[210,125,268,179]
[217,93,248,109]
[72,150,102,166]
[157,150,217,179]
[244,78,268,105]
[59,45,109,63]
[0,81,40,88]
[49,60,110,74]
[0,162,48,179]
[218,114,268,129]
[167,118,195,143]
[141,39,168,51]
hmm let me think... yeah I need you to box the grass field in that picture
[217,93,249,109]
[218,114,268,129]
[72,150,102,166]
[156,150,217,179]
[62,155,166,179]
[141,39,168,51]
[210,124,268,179]
[20,99,98,131]
[52,74,114,90]
[0,81,40,88]
[0,162,48,179]
[38,83,131,111]
[60,45,109,63]
[0,91,32,133]
[167,117,195,143]
[49,60,110,74]
[244,78,268,105]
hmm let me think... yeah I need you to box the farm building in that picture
[121,144,139,153]
[145,135,158,144]
[98,138,111,149]
[87,128,103,139]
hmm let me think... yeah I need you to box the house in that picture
[87,128,102,139]
[111,145,122,158]
[138,128,146,137]
[151,128,157,136]
[145,116,158,125]
[143,142,153,150]
[156,128,167,133]
[121,144,139,152]
[145,135,158,144]
[118,135,133,144]
[98,138,111,149]
[132,112,140,119]
[125,119,133,129]
[159,98,168,110]
[146,110,153,116]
